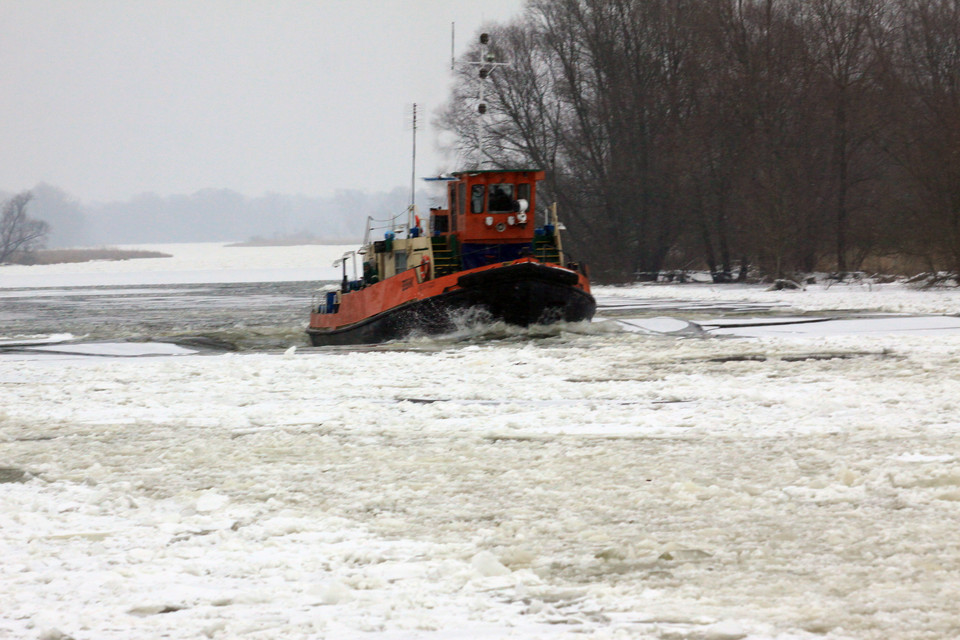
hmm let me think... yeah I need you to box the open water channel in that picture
[0,281,319,351]
[0,280,796,355]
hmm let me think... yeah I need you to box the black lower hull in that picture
[307,262,596,346]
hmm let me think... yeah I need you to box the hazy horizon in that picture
[0,0,525,204]
[1,181,447,247]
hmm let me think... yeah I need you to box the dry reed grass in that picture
[9,248,171,266]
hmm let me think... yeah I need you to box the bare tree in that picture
[879,0,960,274]
[438,0,702,280]
[0,192,49,263]
[698,0,832,278]
[434,0,960,283]
[804,0,885,277]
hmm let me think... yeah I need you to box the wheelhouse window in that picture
[517,183,531,204]
[471,185,485,213]
[488,184,515,213]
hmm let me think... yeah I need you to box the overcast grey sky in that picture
[0,0,525,203]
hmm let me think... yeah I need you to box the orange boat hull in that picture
[307,258,594,345]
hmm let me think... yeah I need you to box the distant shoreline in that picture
[7,248,172,266]
[226,237,360,248]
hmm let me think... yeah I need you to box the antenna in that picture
[409,102,418,231]
[451,22,455,71]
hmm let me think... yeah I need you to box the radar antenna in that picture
[464,32,510,167]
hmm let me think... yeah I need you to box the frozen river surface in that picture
[3,244,960,639]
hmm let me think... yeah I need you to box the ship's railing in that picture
[362,209,413,247]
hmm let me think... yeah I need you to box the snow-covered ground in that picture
[599,277,960,316]
[3,244,960,639]
[0,243,352,288]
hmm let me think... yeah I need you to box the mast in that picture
[409,102,417,231]
[466,32,510,168]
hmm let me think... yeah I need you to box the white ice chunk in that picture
[471,551,511,577]
[25,342,197,357]
[617,317,703,334]
[703,620,748,640]
[318,580,353,605]
[195,491,229,513]
[0,333,75,346]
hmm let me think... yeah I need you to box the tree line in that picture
[0,184,427,257]
[438,0,960,283]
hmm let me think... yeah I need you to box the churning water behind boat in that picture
[0,281,600,353]
[0,281,330,351]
